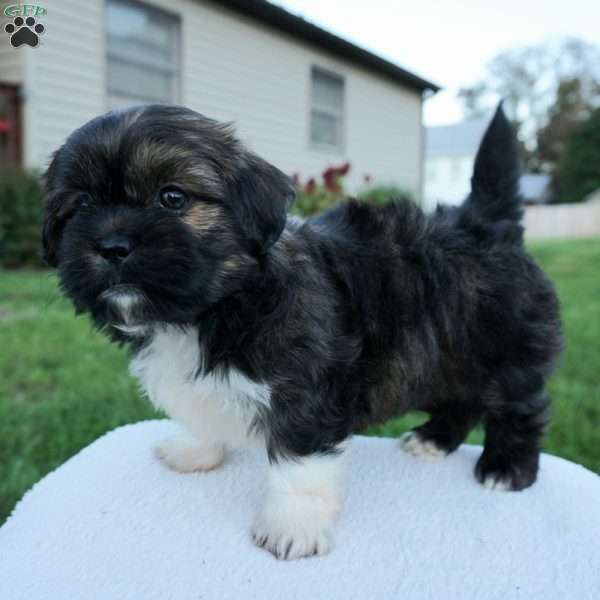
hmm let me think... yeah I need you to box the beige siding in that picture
[21,0,423,195]
[172,0,423,194]
[0,36,24,84]
[20,1,106,168]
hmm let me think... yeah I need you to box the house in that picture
[423,118,489,211]
[519,173,552,205]
[424,117,554,211]
[0,0,438,197]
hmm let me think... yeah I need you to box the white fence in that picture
[524,201,600,240]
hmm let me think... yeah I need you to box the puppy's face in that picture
[43,105,294,334]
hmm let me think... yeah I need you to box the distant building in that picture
[424,119,489,211]
[0,0,438,195]
[519,173,552,205]
[424,118,552,211]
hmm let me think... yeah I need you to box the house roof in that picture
[426,118,490,158]
[212,0,440,93]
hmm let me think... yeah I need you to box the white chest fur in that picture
[129,326,270,446]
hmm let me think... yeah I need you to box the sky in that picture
[277,0,599,126]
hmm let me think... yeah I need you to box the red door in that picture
[0,83,22,167]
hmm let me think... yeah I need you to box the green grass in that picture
[1,238,599,523]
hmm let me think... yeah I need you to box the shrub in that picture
[0,168,44,268]
[291,163,350,217]
[556,109,600,204]
[291,164,412,217]
[357,184,414,205]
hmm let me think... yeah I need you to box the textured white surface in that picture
[1,420,599,600]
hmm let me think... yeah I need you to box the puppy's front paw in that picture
[400,430,447,459]
[155,435,225,473]
[251,492,340,560]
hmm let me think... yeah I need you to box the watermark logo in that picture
[3,4,46,47]
[3,4,46,17]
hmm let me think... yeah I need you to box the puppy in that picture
[43,104,562,560]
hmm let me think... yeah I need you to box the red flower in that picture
[322,168,334,190]
[304,177,316,194]
[322,162,351,182]
[291,172,300,186]
[322,166,335,183]
[326,180,342,194]
[339,162,351,176]
[321,163,349,194]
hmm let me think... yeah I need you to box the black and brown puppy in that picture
[43,104,562,560]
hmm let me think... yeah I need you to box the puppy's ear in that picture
[41,155,75,268]
[226,153,295,254]
[471,102,520,199]
[41,201,61,268]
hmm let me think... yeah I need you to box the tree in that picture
[556,109,600,204]
[458,38,600,174]
[537,78,594,176]
[456,82,488,119]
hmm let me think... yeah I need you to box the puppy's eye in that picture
[159,187,187,211]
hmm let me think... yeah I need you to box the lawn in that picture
[1,238,599,523]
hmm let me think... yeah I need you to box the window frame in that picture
[104,0,182,109]
[309,66,346,153]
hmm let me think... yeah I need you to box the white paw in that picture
[482,474,512,491]
[155,435,225,473]
[400,431,447,459]
[251,492,340,560]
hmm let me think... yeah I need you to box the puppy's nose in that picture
[97,234,132,265]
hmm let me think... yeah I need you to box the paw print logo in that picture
[4,16,45,48]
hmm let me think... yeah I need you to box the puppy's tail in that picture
[460,103,523,226]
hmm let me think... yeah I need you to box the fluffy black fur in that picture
[43,104,562,491]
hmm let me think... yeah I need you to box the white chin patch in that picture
[112,323,147,336]
[104,289,147,335]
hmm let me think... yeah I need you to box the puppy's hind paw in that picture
[400,431,447,459]
[155,435,225,473]
[475,452,538,491]
[480,473,512,491]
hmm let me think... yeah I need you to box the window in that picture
[106,0,180,109]
[310,67,345,150]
